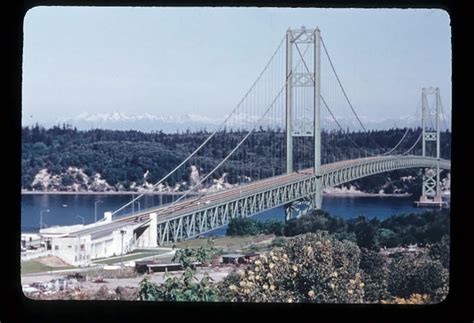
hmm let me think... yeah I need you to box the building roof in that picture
[222,254,246,258]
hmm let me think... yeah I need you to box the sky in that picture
[22,7,451,128]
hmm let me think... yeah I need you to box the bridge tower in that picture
[285,26,323,221]
[416,87,446,207]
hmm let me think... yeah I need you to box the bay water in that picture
[21,194,427,235]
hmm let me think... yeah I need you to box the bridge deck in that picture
[68,155,450,238]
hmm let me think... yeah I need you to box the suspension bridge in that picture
[50,27,451,251]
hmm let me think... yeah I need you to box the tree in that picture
[226,218,260,236]
[375,228,399,248]
[61,174,75,187]
[22,126,449,193]
[351,216,379,250]
[283,210,332,236]
[258,220,285,236]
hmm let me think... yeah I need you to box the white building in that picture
[39,212,158,266]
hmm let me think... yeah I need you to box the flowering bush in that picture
[387,253,448,303]
[359,248,390,302]
[428,234,449,269]
[381,293,431,304]
[135,232,448,304]
[219,232,365,303]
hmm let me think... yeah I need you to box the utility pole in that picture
[94,200,103,223]
[136,201,141,213]
[120,229,126,269]
[40,209,49,230]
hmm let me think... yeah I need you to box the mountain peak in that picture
[31,111,451,133]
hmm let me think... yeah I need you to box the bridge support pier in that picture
[285,178,323,222]
[284,195,323,222]
[284,198,312,222]
[312,179,323,210]
[416,168,446,207]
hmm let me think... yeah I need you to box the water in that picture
[21,194,178,232]
[21,194,428,235]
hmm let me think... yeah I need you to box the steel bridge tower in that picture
[416,87,446,207]
[285,26,322,221]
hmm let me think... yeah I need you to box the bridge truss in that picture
[156,155,450,244]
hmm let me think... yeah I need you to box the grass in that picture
[176,235,275,250]
[21,260,74,274]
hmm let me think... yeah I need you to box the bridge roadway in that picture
[67,165,312,238]
[65,160,311,239]
[67,155,450,240]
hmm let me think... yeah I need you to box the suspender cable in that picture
[380,127,411,156]
[170,83,287,207]
[321,95,377,157]
[112,35,285,217]
[402,130,423,155]
[321,37,387,154]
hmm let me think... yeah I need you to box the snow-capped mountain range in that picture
[29,111,450,133]
[53,112,221,133]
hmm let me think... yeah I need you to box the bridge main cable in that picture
[156,40,316,213]
[111,35,286,217]
[293,40,377,157]
[321,36,416,156]
[160,83,288,209]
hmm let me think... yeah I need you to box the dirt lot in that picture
[80,267,233,291]
[22,266,236,300]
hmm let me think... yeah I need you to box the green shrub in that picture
[138,271,220,302]
[139,243,220,302]
[283,210,333,237]
[226,218,260,236]
[271,236,286,247]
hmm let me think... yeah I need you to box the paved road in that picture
[117,156,385,223]
[22,267,234,291]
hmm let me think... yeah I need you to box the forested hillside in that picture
[21,124,451,193]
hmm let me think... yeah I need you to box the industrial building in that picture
[37,211,158,266]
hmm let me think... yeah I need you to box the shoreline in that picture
[21,190,412,198]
